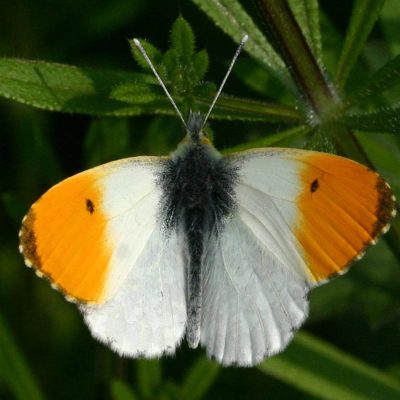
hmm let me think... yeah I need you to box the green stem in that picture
[256,0,337,117]
[257,0,400,263]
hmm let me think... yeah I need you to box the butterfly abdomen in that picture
[159,142,238,347]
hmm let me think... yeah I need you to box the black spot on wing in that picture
[86,199,95,214]
[310,179,319,193]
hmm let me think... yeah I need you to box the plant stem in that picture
[256,0,337,118]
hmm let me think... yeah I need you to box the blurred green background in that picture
[1,1,400,399]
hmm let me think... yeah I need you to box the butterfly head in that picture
[186,110,211,145]
[171,110,220,161]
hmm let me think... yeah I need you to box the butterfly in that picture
[19,37,397,366]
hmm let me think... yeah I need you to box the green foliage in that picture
[1,1,400,399]
[259,332,400,400]
[179,358,220,400]
[111,379,139,400]
[335,0,386,89]
[0,59,163,116]
[288,0,322,63]
[0,314,45,400]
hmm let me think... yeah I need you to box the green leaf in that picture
[233,57,292,105]
[224,125,311,153]
[0,56,298,122]
[0,58,168,116]
[163,48,181,85]
[344,54,400,108]
[339,108,400,134]
[129,39,164,75]
[190,0,288,80]
[110,82,163,104]
[110,379,138,400]
[259,332,400,400]
[288,0,322,63]
[319,10,344,75]
[170,17,195,62]
[179,357,219,400]
[336,0,386,90]
[194,93,303,123]
[0,314,45,400]
[192,49,209,82]
[136,359,162,399]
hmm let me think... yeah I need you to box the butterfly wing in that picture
[200,148,396,366]
[230,148,396,283]
[19,157,187,356]
[201,215,309,366]
[81,224,186,357]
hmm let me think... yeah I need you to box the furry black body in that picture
[158,114,238,347]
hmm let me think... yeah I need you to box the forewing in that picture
[19,156,163,303]
[20,156,187,356]
[228,148,396,284]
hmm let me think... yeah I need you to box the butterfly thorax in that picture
[158,134,238,348]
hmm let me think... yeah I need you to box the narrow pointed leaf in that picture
[336,0,386,90]
[0,58,169,116]
[259,332,400,400]
[170,17,195,62]
[194,93,303,122]
[345,54,400,108]
[339,108,400,134]
[288,0,322,62]
[233,58,290,102]
[0,57,306,123]
[129,39,163,74]
[110,82,164,104]
[190,0,289,81]
[193,49,209,82]
[224,125,311,153]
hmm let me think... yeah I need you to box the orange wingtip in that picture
[19,169,112,304]
[296,152,396,283]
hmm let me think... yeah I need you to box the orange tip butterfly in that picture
[19,35,396,366]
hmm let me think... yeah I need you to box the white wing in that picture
[201,215,309,366]
[20,156,187,357]
[79,157,187,357]
[81,225,186,357]
[200,149,312,366]
[200,147,395,366]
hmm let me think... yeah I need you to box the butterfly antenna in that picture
[201,34,249,129]
[133,38,187,129]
